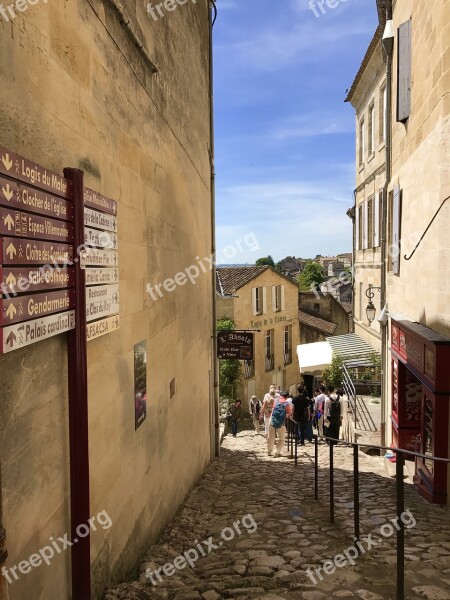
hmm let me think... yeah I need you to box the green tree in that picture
[297,261,326,291]
[217,318,242,399]
[322,355,344,388]
[255,256,275,268]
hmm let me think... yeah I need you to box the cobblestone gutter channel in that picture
[105,431,450,600]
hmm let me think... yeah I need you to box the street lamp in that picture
[365,285,382,324]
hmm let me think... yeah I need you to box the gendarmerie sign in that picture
[217,330,254,360]
[0,289,76,326]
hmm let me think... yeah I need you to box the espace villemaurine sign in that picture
[217,331,254,360]
[0,145,119,352]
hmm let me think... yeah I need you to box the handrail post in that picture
[290,420,294,459]
[314,435,318,500]
[295,426,298,466]
[396,451,405,600]
[329,440,334,524]
[353,443,360,544]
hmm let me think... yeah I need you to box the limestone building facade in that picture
[216,267,301,404]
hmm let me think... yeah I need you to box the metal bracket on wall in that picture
[404,195,449,261]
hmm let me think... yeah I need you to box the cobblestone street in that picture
[105,430,450,600]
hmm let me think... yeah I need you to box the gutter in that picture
[208,0,220,459]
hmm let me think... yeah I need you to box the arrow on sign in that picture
[6,304,17,320]
[6,243,16,259]
[2,183,13,201]
[1,153,12,171]
[3,214,14,231]
[6,331,16,348]
[5,272,16,287]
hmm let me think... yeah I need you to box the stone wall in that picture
[0,1,213,598]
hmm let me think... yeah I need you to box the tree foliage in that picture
[255,256,275,268]
[217,318,241,399]
[297,261,326,291]
[322,355,344,388]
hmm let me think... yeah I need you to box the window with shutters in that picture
[374,190,382,248]
[380,84,387,144]
[359,119,365,166]
[283,325,292,366]
[265,329,274,372]
[255,287,263,315]
[397,20,412,122]
[388,188,402,273]
[367,196,374,248]
[368,103,375,156]
[273,284,282,312]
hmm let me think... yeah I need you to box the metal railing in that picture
[284,418,450,600]
[342,362,357,420]
[283,349,292,366]
[244,360,255,379]
[265,354,274,372]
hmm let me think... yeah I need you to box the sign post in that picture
[64,168,91,600]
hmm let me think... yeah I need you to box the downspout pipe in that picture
[380,4,394,448]
[208,0,220,459]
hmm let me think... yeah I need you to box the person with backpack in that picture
[292,384,310,446]
[314,385,327,438]
[227,399,242,437]
[324,386,342,445]
[249,395,261,435]
[267,390,292,457]
[260,388,277,438]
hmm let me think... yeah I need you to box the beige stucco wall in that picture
[232,270,301,403]
[350,40,386,355]
[385,0,450,469]
[0,1,213,598]
[216,295,235,321]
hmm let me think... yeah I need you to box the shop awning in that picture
[296,333,379,374]
[296,341,333,374]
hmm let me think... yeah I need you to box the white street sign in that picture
[85,267,119,286]
[84,227,117,249]
[87,314,120,341]
[84,207,117,233]
[86,284,119,304]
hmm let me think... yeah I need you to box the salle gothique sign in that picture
[217,330,254,360]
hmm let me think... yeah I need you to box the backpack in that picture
[329,395,341,419]
[270,400,287,429]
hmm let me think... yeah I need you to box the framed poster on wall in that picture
[134,341,147,430]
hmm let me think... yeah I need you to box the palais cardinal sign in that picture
[217,330,254,360]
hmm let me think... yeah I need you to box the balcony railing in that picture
[244,360,255,379]
[265,354,274,372]
[283,349,292,366]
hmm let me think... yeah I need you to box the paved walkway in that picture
[105,429,450,600]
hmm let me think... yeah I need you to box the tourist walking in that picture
[314,385,327,438]
[324,386,342,444]
[267,391,292,457]
[292,385,310,446]
[227,399,242,437]
[249,395,261,435]
[260,389,276,438]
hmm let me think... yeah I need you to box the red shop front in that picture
[390,319,450,504]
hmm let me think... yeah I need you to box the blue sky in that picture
[213,0,378,264]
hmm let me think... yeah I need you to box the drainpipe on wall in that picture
[0,467,8,600]
[380,3,394,448]
[209,0,220,459]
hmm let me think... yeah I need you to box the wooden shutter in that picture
[281,285,285,311]
[397,20,412,122]
[271,286,276,311]
[392,187,402,274]
[262,286,267,315]
[363,200,369,249]
[374,191,380,247]
[252,288,257,316]
[356,205,360,250]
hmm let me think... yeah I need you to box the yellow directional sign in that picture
[3,214,14,231]
[6,243,16,259]
[2,183,13,201]
[5,304,17,320]
[1,153,12,172]
[5,272,16,287]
